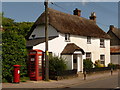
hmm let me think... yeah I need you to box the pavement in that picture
[2,70,119,89]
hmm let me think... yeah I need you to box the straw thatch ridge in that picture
[26,8,110,40]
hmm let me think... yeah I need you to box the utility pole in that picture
[44,0,49,81]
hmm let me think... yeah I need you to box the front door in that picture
[73,54,77,69]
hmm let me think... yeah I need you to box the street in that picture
[64,74,119,89]
[2,71,119,90]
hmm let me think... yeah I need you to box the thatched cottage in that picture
[26,8,110,72]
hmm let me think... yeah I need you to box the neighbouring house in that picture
[107,25,120,64]
[26,8,111,72]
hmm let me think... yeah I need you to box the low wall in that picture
[49,69,78,80]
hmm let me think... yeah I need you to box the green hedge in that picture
[2,30,27,82]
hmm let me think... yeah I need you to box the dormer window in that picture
[65,33,70,42]
[87,36,91,44]
[100,39,105,48]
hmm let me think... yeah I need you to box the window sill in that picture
[100,46,105,48]
[87,42,91,44]
[65,40,70,42]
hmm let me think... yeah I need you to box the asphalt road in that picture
[67,74,119,89]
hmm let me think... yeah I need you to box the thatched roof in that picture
[61,43,85,55]
[26,8,110,40]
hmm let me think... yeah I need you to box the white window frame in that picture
[65,33,70,42]
[100,55,105,64]
[87,36,91,44]
[100,39,105,48]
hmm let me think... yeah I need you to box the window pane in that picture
[100,55,105,64]
[86,52,91,59]
[87,36,91,44]
[100,39,105,48]
[65,34,70,41]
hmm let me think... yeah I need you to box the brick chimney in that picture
[89,12,96,22]
[109,25,114,31]
[73,8,81,17]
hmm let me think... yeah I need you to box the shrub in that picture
[83,59,93,71]
[94,60,105,68]
[108,63,116,69]
[49,55,67,76]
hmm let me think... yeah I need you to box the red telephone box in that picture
[29,49,45,81]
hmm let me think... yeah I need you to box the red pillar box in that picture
[13,65,20,83]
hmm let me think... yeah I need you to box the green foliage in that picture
[108,63,116,69]
[14,22,33,37]
[2,14,33,82]
[20,77,30,82]
[83,59,93,71]
[2,30,27,82]
[49,55,67,74]
[2,14,33,37]
[94,60,105,68]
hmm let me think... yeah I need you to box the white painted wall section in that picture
[70,35,110,65]
[29,25,58,39]
[61,55,73,70]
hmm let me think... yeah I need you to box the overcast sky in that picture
[2,2,119,32]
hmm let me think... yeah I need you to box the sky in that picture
[2,2,119,32]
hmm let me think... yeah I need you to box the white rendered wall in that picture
[33,30,69,56]
[61,55,73,70]
[29,25,58,39]
[70,35,110,66]
[32,25,110,67]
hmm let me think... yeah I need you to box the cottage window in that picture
[100,39,105,48]
[65,34,70,41]
[86,52,91,60]
[87,36,91,44]
[100,55,105,64]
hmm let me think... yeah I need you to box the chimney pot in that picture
[89,12,96,22]
[110,25,114,31]
[73,8,81,17]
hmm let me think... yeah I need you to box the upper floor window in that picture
[87,36,91,44]
[100,55,105,65]
[86,52,91,60]
[100,39,105,48]
[65,33,70,42]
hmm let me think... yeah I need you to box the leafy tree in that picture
[15,22,33,37]
[2,13,33,37]
[2,30,27,82]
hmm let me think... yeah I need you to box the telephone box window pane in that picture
[30,55,35,61]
